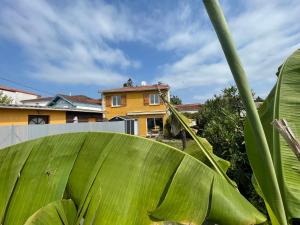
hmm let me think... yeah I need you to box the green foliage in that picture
[163,116,172,138]
[196,86,266,212]
[170,95,182,105]
[123,78,133,87]
[0,91,13,104]
[0,132,265,225]
[245,49,300,224]
[203,0,297,224]
[160,93,236,187]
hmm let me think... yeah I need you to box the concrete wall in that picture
[22,100,50,106]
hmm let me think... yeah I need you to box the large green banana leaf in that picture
[273,49,300,220]
[185,138,231,173]
[24,199,77,225]
[0,132,265,225]
[245,49,300,222]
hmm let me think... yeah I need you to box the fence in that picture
[0,121,134,149]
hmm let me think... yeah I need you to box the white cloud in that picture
[0,0,299,101]
[155,0,300,99]
[0,0,140,86]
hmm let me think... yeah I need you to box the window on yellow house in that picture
[112,95,121,106]
[149,94,160,105]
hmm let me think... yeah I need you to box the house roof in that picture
[0,85,40,96]
[175,103,202,112]
[0,104,103,113]
[60,95,101,105]
[102,84,169,94]
[21,96,54,103]
[22,95,101,106]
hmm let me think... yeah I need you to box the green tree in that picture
[196,86,265,212]
[123,78,133,87]
[170,95,182,105]
[0,91,13,104]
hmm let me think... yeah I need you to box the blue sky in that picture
[0,0,300,103]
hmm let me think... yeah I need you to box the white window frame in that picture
[149,94,160,105]
[112,95,121,107]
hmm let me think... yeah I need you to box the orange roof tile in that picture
[102,84,169,93]
[175,103,202,112]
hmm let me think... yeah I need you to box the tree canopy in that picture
[170,95,182,105]
[0,91,13,104]
[123,78,133,87]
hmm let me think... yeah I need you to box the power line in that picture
[0,75,55,96]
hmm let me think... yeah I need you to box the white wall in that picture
[0,90,38,104]
[22,100,50,106]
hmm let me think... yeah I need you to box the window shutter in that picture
[144,94,149,105]
[121,95,126,106]
[105,96,111,107]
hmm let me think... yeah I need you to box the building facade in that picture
[102,84,170,137]
[21,94,103,123]
[0,104,104,126]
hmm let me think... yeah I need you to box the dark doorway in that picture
[147,117,163,135]
[28,115,49,124]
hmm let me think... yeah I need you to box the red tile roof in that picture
[61,95,101,105]
[0,85,39,96]
[102,84,169,93]
[21,95,101,105]
[175,103,202,112]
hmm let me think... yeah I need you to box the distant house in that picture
[175,103,202,114]
[21,94,103,123]
[21,96,53,106]
[0,103,104,126]
[0,85,40,104]
[102,84,170,137]
[175,103,201,127]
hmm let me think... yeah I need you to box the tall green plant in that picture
[196,86,263,211]
[245,50,300,224]
[160,93,236,187]
[203,0,300,224]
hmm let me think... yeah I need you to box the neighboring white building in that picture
[21,96,53,106]
[0,85,40,104]
[22,94,103,112]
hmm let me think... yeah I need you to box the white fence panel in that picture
[0,121,126,149]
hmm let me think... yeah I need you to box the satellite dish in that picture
[141,81,147,86]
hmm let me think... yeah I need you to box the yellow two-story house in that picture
[102,84,170,137]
